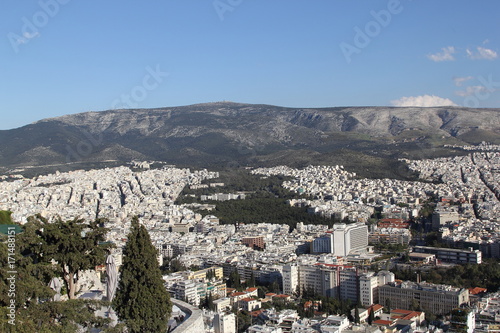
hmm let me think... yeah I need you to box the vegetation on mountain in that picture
[2,103,499,180]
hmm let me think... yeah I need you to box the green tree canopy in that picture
[0,216,112,332]
[113,217,172,333]
[29,215,111,299]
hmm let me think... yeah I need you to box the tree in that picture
[34,216,111,299]
[368,307,375,325]
[248,271,256,288]
[0,210,14,224]
[1,218,112,333]
[113,217,172,333]
[228,270,241,289]
[385,298,391,313]
[354,307,360,324]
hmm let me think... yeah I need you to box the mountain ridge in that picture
[1,102,499,178]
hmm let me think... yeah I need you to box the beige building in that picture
[186,266,224,280]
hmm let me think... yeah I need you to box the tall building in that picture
[312,234,333,254]
[379,281,469,315]
[358,270,395,307]
[339,268,358,303]
[283,264,299,295]
[312,222,368,256]
[298,263,358,301]
[214,312,236,333]
[298,263,338,297]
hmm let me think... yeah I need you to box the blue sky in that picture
[1,0,499,130]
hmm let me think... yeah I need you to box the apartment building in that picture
[242,236,266,251]
[282,264,299,296]
[358,271,395,307]
[297,263,359,301]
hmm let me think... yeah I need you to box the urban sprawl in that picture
[1,147,499,333]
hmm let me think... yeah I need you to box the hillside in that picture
[1,102,499,178]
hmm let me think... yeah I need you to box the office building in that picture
[379,281,469,315]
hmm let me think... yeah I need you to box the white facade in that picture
[214,312,236,333]
[313,222,368,256]
[359,270,395,307]
[359,272,378,307]
[283,264,299,295]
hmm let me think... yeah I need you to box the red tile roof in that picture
[374,320,393,326]
[469,287,487,295]
[368,304,384,312]
[240,297,256,303]
[231,292,246,297]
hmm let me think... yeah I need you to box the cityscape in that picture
[1,145,500,332]
[2,1,500,333]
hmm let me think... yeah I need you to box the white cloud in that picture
[453,76,474,87]
[455,86,488,97]
[466,46,498,60]
[391,95,458,107]
[427,46,456,62]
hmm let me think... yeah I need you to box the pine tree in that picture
[113,217,172,333]
[32,215,111,299]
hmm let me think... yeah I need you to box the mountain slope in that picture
[1,102,499,178]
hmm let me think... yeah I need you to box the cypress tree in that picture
[113,217,172,333]
[368,307,374,325]
[354,307,360,324]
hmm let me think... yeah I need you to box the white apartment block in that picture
[312,222,368,256]
[359,270,395,307]
[283,264,299,295]
[298,263,358,301]
[214,312,236,333]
